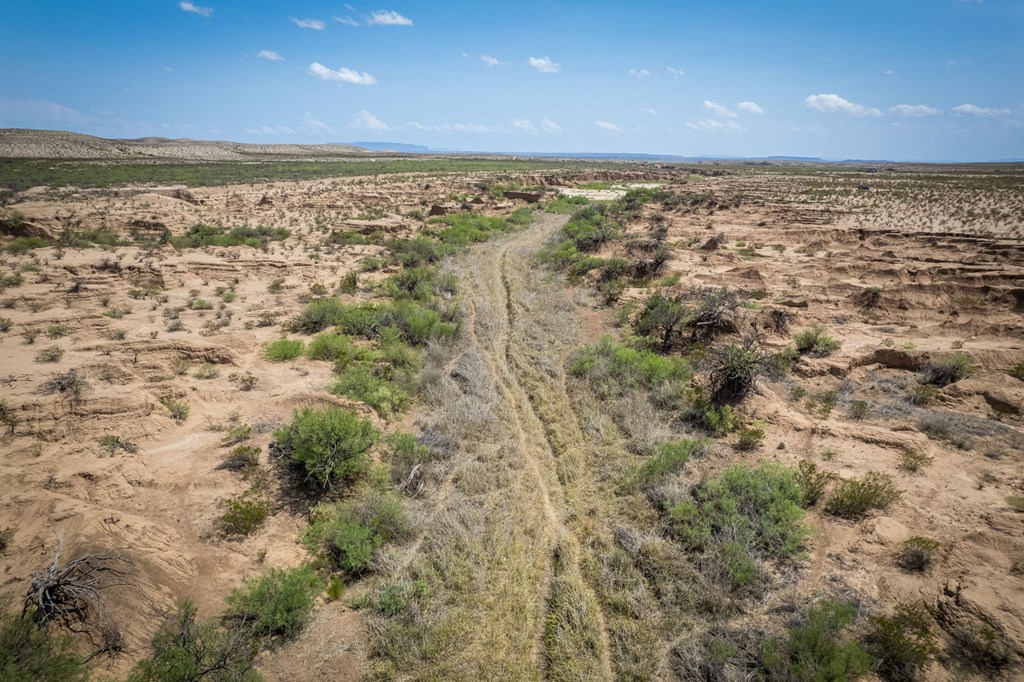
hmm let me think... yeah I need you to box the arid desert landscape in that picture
[1,130,1023,681]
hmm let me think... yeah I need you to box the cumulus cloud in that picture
[528,56,560,73]
[629,68,651,79]
[889,104,938,117]
[349,109,389,130]
[291,17,325,30]
[595,120,621,132]
[686,119,746,133]
[951,103,1010,117]
[480,54,505,66]
[737,101,764,114]
[367,10,412,26]
[703,100,736,118]
[334,16,359,26]
[301,113,335,134]
[179,2,212,17]
[540,118,562,133]
[256,50,284,61]
[666,66,685,78]
[511,118,537,133]
[804,93,882,117]
[246,125,297,135]
[308,62,377,85]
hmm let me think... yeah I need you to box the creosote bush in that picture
[795,460,838,507]
[263,338,304,361]
[303,487,411,574]
[896,536,940,572]
[0,611,90,682]
[793,325,841,357]
[825,471,901,519]
[273,405,378,487]
[760,599,872,681]
[920,353,973,387]
[219,490,271,536]
[865,601,939,681]
[225,566,321,640]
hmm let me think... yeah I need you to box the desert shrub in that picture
[542,194,590,214]
[897,449,933,473]
[946,620,1015,673]
[795,460,837,507]
[99,434,138,455]
[896,537,940,572]
[303,489,411,574]
[597,277,627,304]
[386,236,455,267]
[695,402,737,435]
[273,406,378,487]
[633,438,706,487]
[229,372,258,391]
[569,336,693,404]
[192,363,218,379]
[331,364,410,419]
[865,601,939,681]
[161,398,190,423]
[305,333,358,362]
[46,323,72,338]
[219,490,270,536]
[221,424,253,447]
[5,236,51,253]
[634,292,687,351]
[128,600,259,682]
[907,383,937,406]
[1006,495,1024,512]
[289,297,348,334]
[0,273,24,291]
[848,399,869,420]
[1010,362,1024,382]
[706,338,765,404]
[34,345,64,363]
[226,566,320,640]
[170,224,289,250]
[920,354,972,387]
[916,413,971,449]
[386,431,435,491]
[670,463,806,590]
[687,287,740,343]
[0,612,90,682]
[220,445,261,472]
[384,265,457,302]
[263,338,304,361]
[794,325,841,357]
[0,316,11,332]
[760,599,872,682]
[381,300,458,346]
[428,209,531,246]
[825,471,901,519]
[561,203,622,252]
[736,426,764,451]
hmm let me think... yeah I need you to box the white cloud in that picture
[349,109,389,131]
[889,104,938,117]
[595,120,621,132]
[367,10,412,26]
[308,62,377,85]
[703,100,736,118]
[804,93,882,117]
[246,125,297,135]
[629,68,651,79]
[540,118,562,133]
[737,101,764,115]
[666,66,685,78]
[511,118,537,133]
[951,103,1010,117]
[179,2,212,17]
[301,113,335,134]
[442,123,497,133]
[883,69,895,75]
[528,56,560,73]
[686,119,747,133]
[256,50,284,61]
[333,16,359,26]
[480,54,504,67]
[291,17,325,30]
[640,108,657,114]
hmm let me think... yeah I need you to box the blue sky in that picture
[1,1,1022,160]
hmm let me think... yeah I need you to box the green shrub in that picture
[920,354,972,387]
[427,209,531,246]
[99,434,138,455]
[192,363,218,379]
[670,463,806,590]
[386,236,454,267]
[274,406,378,487]
[219,490,270,536]
[0,316,11,332]
[161,398,190,423]
[633,439,705,487]
[0,273,24,291]
[331,364,411,419]
[825,472,901,519]
[305,333,360,363]
[794,325,841,357]
[34,345,64,363]
[795,460,837,507]
[263,338,304,361]
[129,600,259,682]
[386,431,435,489]
[896,536,940,572]
[897,449,933,473]
[542,195,590,214]
[849,399,869,420]
[5,236,51,253]
[0,612,90,682]
[226,566,321,639]
[1005,495,1024,512]
[384,265,457,301]
[760,599,872,682]
[289,297,349,334]
[220,445,261,472]
[707,340,765,404]
[736,426,764,451]
[634,292,687,351]
[367,579,430,617]
[46,323,72,339]
[865,601,939,681]
[907,383,937,406]
[170,224,289,250]
[569,336,693,405]
[303,489,411,574]
[1010,362,1024,381]
[699,403,737,435]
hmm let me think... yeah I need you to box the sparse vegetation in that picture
[263,338,304,361]
[896,536,941,572]
[825,471,901,519]
[793,325,841,357]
